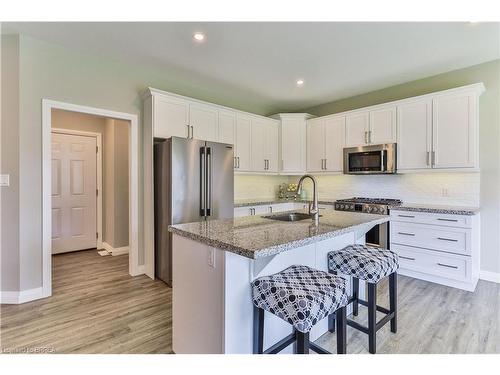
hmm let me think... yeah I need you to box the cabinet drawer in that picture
[392,244,471,282]
[391,222,471,255]
[390,210,472,228]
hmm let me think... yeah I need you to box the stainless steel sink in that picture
[263,212,320,222]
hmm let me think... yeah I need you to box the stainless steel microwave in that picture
[343,143,397,174]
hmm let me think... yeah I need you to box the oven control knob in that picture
[365,206,372,213]
[340,204,345,209]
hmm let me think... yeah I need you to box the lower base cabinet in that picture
[390,210,480,292]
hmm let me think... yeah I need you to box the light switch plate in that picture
[0,174,9,187]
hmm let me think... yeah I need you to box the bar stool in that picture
[251,265,349,354]
[327,244,399,354]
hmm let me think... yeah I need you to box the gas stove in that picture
[334,197,402,215]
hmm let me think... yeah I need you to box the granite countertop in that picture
[389,204,479,216]
[168,209,388,259]
[234,199,336,207]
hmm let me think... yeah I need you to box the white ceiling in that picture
[3,22,499,112]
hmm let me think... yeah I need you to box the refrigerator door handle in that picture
[206,147,212,216]
[200,146,206,217]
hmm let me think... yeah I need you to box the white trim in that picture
[100,242,130,256]
[1,288,44,304]
[51,128,103,248]
[480,270,500,284]
[42,99,143,302]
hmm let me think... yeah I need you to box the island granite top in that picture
[234,198,336,207]
[168,210,389,259]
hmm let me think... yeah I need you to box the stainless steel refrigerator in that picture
[154,137,234,285]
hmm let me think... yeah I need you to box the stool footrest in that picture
[357,298,391,315]
[347,311,396,334]
[309,342,332,354]
[263,332,296,354]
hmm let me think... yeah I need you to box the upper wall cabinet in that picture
[218,110,236,145]
[189,103,218,142]
[235,114,252,172]
[251,117,279,173]
[432,92,477,169]
[397,99,432,170]
[273,114,313,174]
[345,107,396,146]
[306,115,345,173]
[153,95,190,139]
[369,107,397,144]
[345,112,369,146]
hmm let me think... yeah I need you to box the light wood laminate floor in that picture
[1,249,499,354]
[1,250,172,354]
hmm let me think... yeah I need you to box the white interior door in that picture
[52,133,97,254]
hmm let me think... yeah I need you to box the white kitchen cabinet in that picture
[390,209,480,292]
[251,118,279,173]
[307,115,344,173]
[153,95,190,139]
[306,118,325,173]
[274,114,313,174]
[345,107,396,146]
[218,110,236,145]
[397,100,432,170]
[324,116,345,172]
[189,103,218,142]
[369,106,397,144]
[251,118,267,172]
[265,120,279,173]
[345,112,369,146]
[432,92,477,169]
[235,115,252,171]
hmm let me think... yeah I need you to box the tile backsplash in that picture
[234,175,288,201]
[289,173,480,207]
[234,173,480,207]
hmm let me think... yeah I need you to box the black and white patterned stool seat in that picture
[328,244,399,283]
[251,265,348,333]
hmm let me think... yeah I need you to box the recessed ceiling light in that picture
[296,79,305,86]
[193,32,205,42]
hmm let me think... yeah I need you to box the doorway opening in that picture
[42,100,142,300]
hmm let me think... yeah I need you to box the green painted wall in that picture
[303,60,500,274]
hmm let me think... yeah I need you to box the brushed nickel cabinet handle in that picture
[399,256,415,261]
[426,151,430,166]
[190,126,194,139]
[437,218,458,222]
[369,130,372,143]
[437,237,458,242]
[186,124,190,138]
[431,150,436,166]
[437,263,458,269]
[364,131,368,144]
[324,159,327,170]
[398,232,415,236]
[398,214,415,218]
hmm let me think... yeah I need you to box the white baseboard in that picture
[101,242,129,256]
[1,287,45,304]
[479,270,500,284]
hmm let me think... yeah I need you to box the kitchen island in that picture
[169,209,389,354]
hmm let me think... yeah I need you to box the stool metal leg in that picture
[335,306,347,354]
[253,306,264,354]
[352,277,359,316]
[368,282,377,354]
[328,312,336,333]
[389,272,397,333]
[295,331,310,354]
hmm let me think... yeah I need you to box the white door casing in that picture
[51,133,97,254]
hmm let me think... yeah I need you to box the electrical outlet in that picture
[0,174,9,187]
[208,248,215,268]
